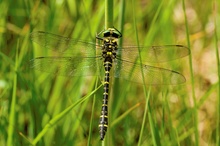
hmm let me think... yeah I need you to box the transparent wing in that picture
[31,31,190,62]
[114,59,186,85]
[30,56,103,77]
[118,45,190,63]
[30,31,101,56]
[30,31,189,84]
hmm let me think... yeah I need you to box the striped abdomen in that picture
[99,60,112,140]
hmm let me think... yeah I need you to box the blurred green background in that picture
[0,0,219,145]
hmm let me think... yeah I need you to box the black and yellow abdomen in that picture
[99,60,112,140]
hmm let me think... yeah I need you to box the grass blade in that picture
[213,0,220,145]
[6,40,19,146]
[182,0,199,145]
[105,0,114,28]
[31,84,102,145]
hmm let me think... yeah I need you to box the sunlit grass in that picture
[0,0,219,146]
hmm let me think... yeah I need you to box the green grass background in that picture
[0,0,219,145]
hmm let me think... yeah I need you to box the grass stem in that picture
[7,40,19,146]
[213,0,220,145]
[182,0,199,145]
[105,0,114,29]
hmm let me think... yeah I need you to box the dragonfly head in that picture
[103,28,122,39]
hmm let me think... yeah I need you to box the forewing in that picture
[114,59,186,85]
[30,31,101,56]
[118,45,190,63]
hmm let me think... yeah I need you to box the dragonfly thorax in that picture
[103,38,118,49]
[102,38,118,60]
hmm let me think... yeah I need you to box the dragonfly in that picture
[30,28,190,140]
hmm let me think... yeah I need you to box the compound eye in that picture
[103,32,110,37]
[112,33,120,38]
